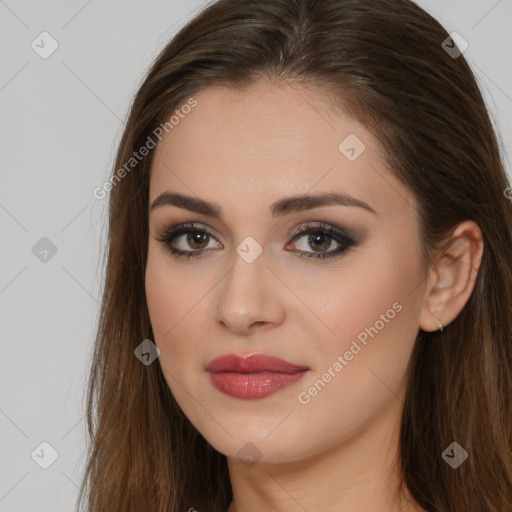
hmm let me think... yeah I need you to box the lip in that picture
[206,354,309,400]
[206,353,309,373]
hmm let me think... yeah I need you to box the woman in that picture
[78,0,512,511]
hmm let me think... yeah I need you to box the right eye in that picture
[155,223,222,259]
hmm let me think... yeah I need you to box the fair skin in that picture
[145,79,483,512]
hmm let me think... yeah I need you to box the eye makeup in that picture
[154,220,358,261]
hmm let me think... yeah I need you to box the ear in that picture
[419,220,484,332]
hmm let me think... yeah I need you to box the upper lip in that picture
[206,353,309,373]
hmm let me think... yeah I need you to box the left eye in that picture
[290,230,340,253]
[155,221,357,261]
[286,222,357,260]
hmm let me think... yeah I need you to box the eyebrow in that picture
[149,191,377,217]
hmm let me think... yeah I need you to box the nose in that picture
[214,248,286,335]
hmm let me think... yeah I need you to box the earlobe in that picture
[419,220,484,333]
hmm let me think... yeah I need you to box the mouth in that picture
[206,353,310,400]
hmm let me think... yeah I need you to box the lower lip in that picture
[208,371,308,399]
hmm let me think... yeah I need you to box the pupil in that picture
[189,232,208,248]
[309,233,330,252]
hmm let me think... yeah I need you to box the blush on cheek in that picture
[145,254,183,337]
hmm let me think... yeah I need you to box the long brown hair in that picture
[77,1,512,510]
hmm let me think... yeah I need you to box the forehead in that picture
[149,80,414,220]
[154,80,368,167]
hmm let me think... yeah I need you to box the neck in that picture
[226,394,426,512]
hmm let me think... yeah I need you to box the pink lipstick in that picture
[206,353,309,399]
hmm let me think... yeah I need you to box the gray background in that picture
[1,1,511,511]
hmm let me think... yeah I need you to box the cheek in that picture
[302,225,419,360]
[288,261,422,457]
[323,223,424,348]
[306,261,414,350]
[144,246,212,388]
[297,233,424,409]
[145,247,202,339]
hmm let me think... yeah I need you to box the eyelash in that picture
[154,221,358,261]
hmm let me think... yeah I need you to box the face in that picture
[145,79,428,465]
